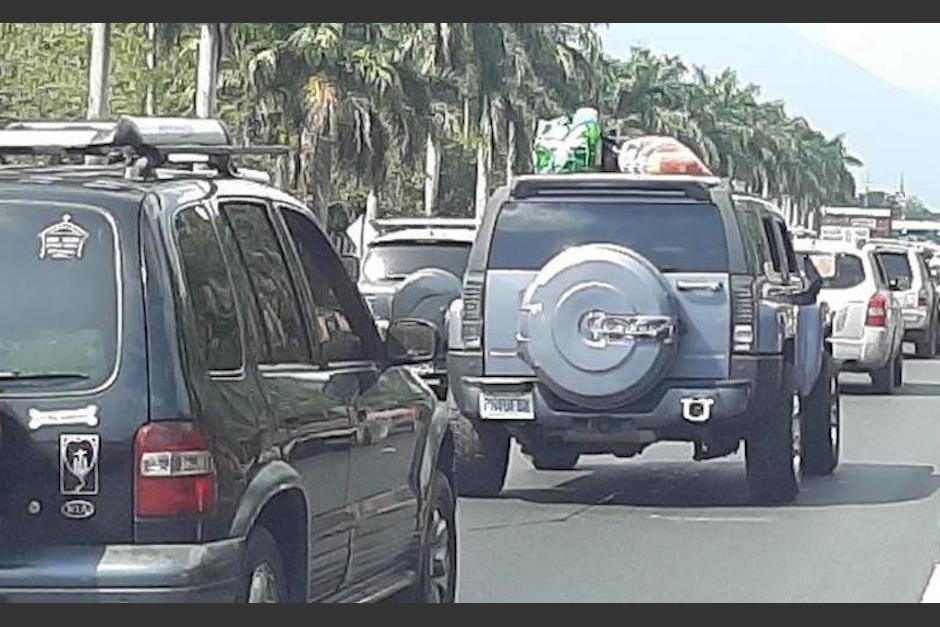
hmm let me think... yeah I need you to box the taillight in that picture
[135,422,217,517]
[731,275,756,352]
[461,273,484,350]
[866,293,888,327]
[919,288,929,307]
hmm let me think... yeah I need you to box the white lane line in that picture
[921,565,940,603]
[649,514,771,523]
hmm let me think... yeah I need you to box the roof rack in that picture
[0,116,288,180]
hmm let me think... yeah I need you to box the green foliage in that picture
[0,22,864,220]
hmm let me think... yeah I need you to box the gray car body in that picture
[448,175,826,458]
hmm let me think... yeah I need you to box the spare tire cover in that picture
[517,243,679,409]
[390,268,463,341]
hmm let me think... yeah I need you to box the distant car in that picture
[796,238,905,392]
[359,220,476,399]
[868,239,939,358]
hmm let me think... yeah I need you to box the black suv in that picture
[0,117,456,602]
[448,174,839,504]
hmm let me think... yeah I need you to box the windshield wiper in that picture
[0,371,90,382]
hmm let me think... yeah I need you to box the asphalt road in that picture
[456,354,940,602]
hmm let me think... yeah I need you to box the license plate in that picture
[480,393,534,420]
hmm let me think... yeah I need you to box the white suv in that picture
[796,238,905,393]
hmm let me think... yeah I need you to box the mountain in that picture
[600,23,940,208]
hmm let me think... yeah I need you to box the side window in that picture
[735,204,769,273]
[761,217,785,276]
[174,205,243,371]
[219,201,312,365]
[280,206,376,364]
[776,221,801,276]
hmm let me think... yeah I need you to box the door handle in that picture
[676,280,723,292]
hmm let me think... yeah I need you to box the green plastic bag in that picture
[533,107,602,174]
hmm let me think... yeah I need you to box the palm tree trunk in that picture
[196,23,220,118]
[145,23,156,115]
[424,131,441,217]
[506,119,516,183]
[86,23,110,120]
[463,98,470,143]
[475,96,491,219]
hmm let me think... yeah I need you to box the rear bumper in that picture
[830,327,893,370]
[448,351,783,442]
[903,307,928,331]
[0,539,243,602]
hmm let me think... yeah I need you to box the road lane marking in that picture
[920,565,940,602]
[649,514,771,523]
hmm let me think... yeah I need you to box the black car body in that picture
[0,117,456,603]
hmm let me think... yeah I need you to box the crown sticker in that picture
[39,214,90,261]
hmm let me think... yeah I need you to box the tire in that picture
[239,526,289,603]
[745,381,801,505]
[802,354,840,476]
[529,450,580,471]
[449,394,510,497]
[412,470,458,603]
[871,351,897,394]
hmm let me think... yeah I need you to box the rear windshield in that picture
[362,242,471,282]
[488,200,728,272]
[0,203,119,393]
[800,252,865,289]
[876,251,913,281]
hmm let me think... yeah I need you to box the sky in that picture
[788,24,940,109]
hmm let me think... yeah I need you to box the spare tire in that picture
[390,268,463,343]
[517,244,679,409]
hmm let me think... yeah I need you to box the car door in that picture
[277,204,429,589]
[216,198,354,600]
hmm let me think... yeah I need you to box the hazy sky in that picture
[788,24,940,108]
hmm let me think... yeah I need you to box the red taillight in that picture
[919,289,929,307]
[135,422,217,517]
[866,293,888,327]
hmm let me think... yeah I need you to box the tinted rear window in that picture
[363,242,471,282]
[876,252,912,281]
[0,202,119,392]
[801,252,865,289]
[488,200,728,272]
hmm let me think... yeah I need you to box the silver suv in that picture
[448,174,840,505]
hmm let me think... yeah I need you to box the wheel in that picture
[412,470,458,603]
[802,354,840,476]
[239,527,288,603]
[449,393,510,497]
[871,351,897,394]
[529,449,580,470]
[745,381,801,505]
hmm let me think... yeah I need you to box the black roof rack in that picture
[0,116,288,180]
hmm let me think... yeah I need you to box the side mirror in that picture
[386,319,437,365]
[341,254,359,282]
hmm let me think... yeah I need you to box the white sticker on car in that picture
[60,434,99,496]
[38,214,89,260]
[28,405,99,430]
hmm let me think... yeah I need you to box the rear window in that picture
[488,200,728,272]
[876,251,913,281]
[363,242,471,282]
[0,202,119,393]
[801,252,865,289]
